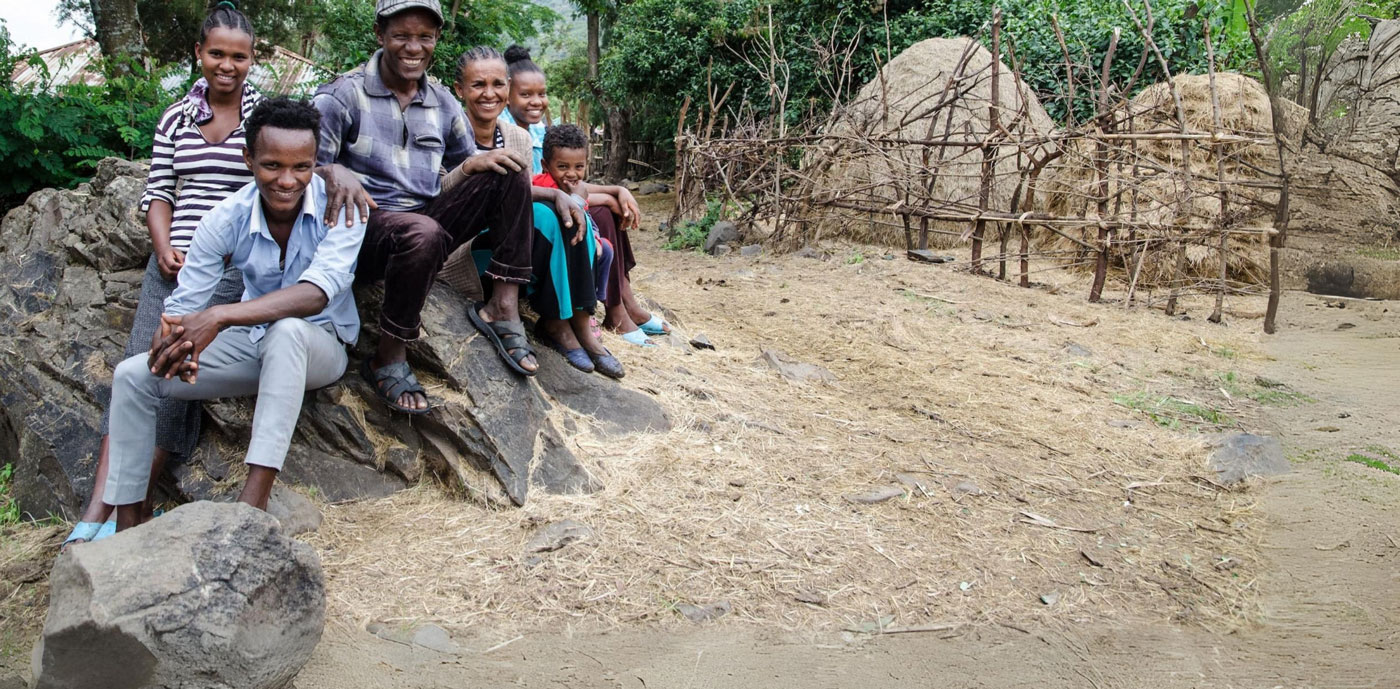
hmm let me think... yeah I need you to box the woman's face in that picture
[508,70,548,125]
[455,58,510,128]
[195,26,254,98]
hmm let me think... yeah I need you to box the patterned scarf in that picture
[179,78,263,127]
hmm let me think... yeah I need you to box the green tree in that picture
[0,24,177,210]
[596,0,1256,169]
[59,0,317,63]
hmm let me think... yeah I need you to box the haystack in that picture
[798,37,1057,249]
[1035,73,1307,288]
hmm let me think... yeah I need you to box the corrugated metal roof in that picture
[11,39,104,88]
[10,39,325,95]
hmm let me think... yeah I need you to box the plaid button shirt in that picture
[312,50,475,212]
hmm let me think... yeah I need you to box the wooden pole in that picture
[1204,19,1230,324]
[1089,27,1120,303]
[971,9,1002,273]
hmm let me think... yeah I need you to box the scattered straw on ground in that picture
[307,198,1275,639]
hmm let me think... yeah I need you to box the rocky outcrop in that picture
[0,159,670,518]
[32,502,323,689]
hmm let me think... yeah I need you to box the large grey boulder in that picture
[32,501,323,689]
[0,159,670,517]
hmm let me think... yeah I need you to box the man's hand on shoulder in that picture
[316,164,377,228]
[463,149,528,176]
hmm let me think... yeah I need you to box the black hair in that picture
[201,0,255,45]
[503,45,543,80]
[454,45,505,81]
[244,96,321,155]
[542,124,588,162]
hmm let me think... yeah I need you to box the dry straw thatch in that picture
[1035,73,1308,288]
[801,37,1057,249]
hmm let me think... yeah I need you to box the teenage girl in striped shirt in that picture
[63,1,263,547]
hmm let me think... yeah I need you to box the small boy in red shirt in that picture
[533,126,614,303]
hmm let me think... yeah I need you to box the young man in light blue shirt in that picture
[104,97,365,530]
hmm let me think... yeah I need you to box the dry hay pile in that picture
[306,219,1270,640]
[796,37,1057,249]
[1035,73,1307,288]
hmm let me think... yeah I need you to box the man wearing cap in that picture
[313,0,538,415]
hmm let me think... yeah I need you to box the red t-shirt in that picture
[532,173,588,209]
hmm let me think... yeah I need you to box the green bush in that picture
[664,197,725,251]
[0,28,179,212]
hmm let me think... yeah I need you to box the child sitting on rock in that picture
[531,125,613,304]
[530,124,667,347]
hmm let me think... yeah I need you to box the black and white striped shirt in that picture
[140,81,263,252]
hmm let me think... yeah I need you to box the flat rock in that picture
[676,600,732,623]
[411,624,460,654]
[907,249,955,263]
[690,334,716,350]
[266,485,323,536]
[794,247,827,260]
[1062,342,1094,358]
[637,181,671,195]
[953,480,983,495]
[739,244,763,257]
[533,351,671,436]
[33,502,323,689]
[1206,433,1289,485]
[757,349,837,383]
[704,221,741,255]
[710,243,732,257]
[844,485,906,504]
[524,519,595,554]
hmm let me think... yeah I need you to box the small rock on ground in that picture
[1062,342,1094,358]
[1207,433,1289,485]
[266,485,323,536]
[676,601,732,623]
[953,481,983,496]
[757,349,837,383]
[524,519,595,554]
[844,485,906,504]
[690,334,716,350]
[704,221,741,254]
[739,244,763,257]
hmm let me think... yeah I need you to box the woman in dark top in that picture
[64,1,258,547]
[453,46,624,378]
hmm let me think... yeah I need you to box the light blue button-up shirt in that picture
[164,175,366,345]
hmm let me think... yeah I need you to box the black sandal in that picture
[360,358,432,415]
[467,302,538,377]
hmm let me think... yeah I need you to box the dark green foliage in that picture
[663,197,725,251]
[0,27,178,212]
[597,0,1255,165]
[57,0,321,63]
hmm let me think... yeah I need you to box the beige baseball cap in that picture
[375,0,444,24]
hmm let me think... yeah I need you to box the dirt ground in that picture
[2,198,1396,687]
